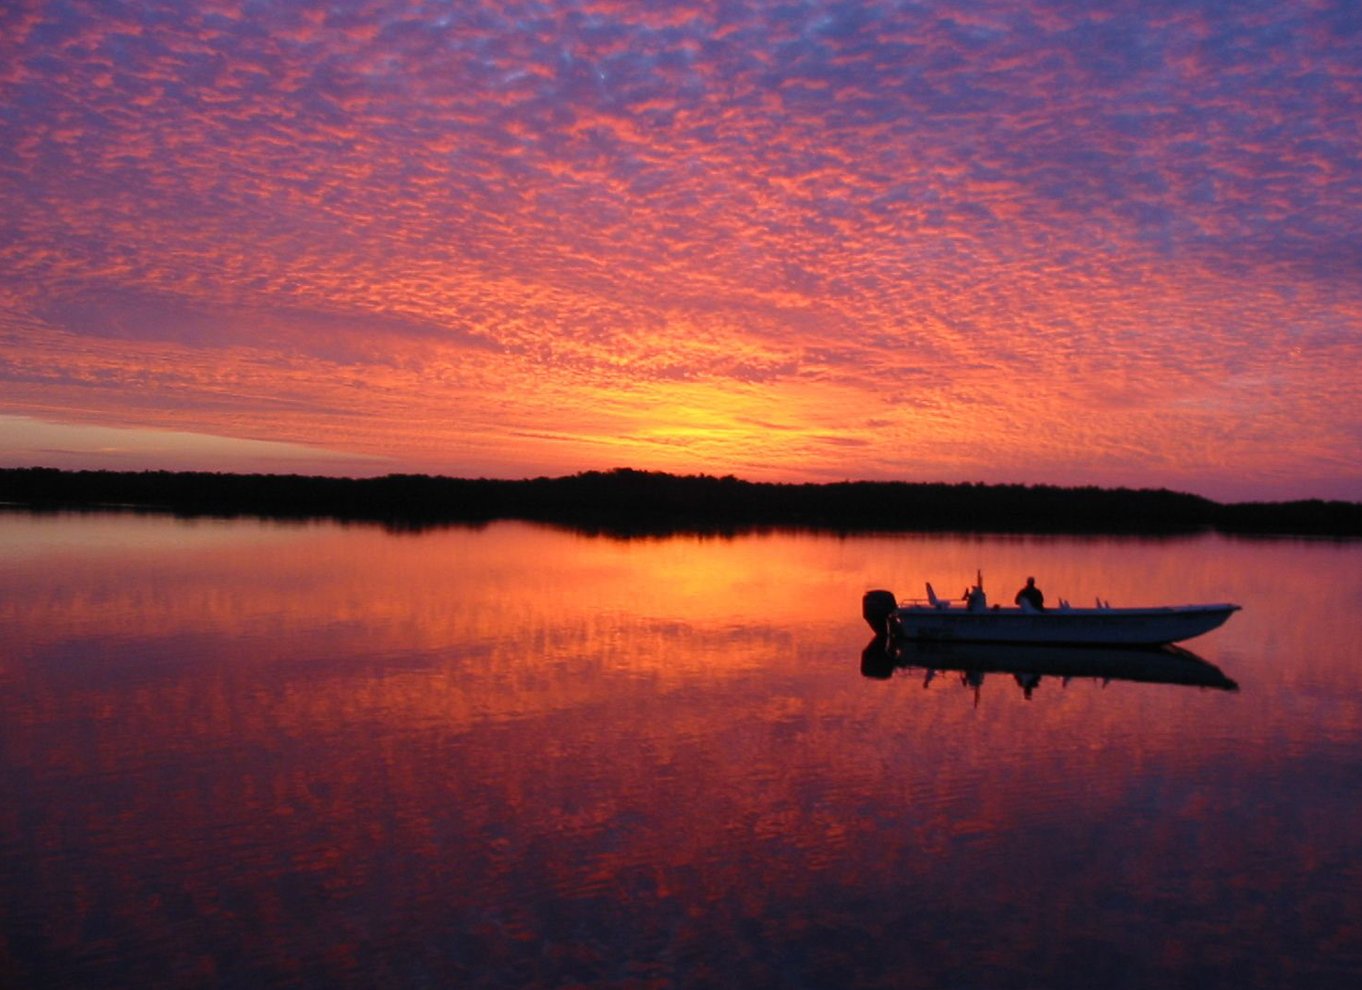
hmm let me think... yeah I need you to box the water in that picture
[2,512,1360,988]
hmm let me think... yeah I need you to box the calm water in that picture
[2,513,1361,989]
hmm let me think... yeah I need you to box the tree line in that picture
[2,466,1359,537]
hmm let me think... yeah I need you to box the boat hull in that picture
[889,603,1239,647]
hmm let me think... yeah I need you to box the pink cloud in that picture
[0,0,1359,499]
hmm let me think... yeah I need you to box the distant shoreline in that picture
[2,466,1359,537]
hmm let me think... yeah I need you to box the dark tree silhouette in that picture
[2,466,1359,537]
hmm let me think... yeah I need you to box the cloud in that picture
[1,0,1360,498]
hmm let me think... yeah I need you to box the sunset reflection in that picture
[3,514,1362,986]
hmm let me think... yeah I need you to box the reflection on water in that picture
[861,636,1240,700]
[2,513,1362,988]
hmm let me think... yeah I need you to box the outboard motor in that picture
[862,589,899,635]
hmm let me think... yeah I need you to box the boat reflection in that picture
[860,635,1238,702]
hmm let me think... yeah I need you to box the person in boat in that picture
[1014,577,1045,611]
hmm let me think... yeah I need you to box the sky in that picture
[2,0,1360,502]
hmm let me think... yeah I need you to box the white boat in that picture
[862,573,1239,647]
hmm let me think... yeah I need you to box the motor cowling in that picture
[862,589,899,634]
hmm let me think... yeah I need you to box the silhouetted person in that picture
[1015,577,1044,611]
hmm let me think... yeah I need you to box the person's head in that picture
[1026,577,1036,587]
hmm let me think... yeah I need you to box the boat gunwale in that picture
[894,602,1241,617]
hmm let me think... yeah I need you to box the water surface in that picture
[2,514,1360,988]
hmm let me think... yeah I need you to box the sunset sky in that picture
[2,0,1360,501]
